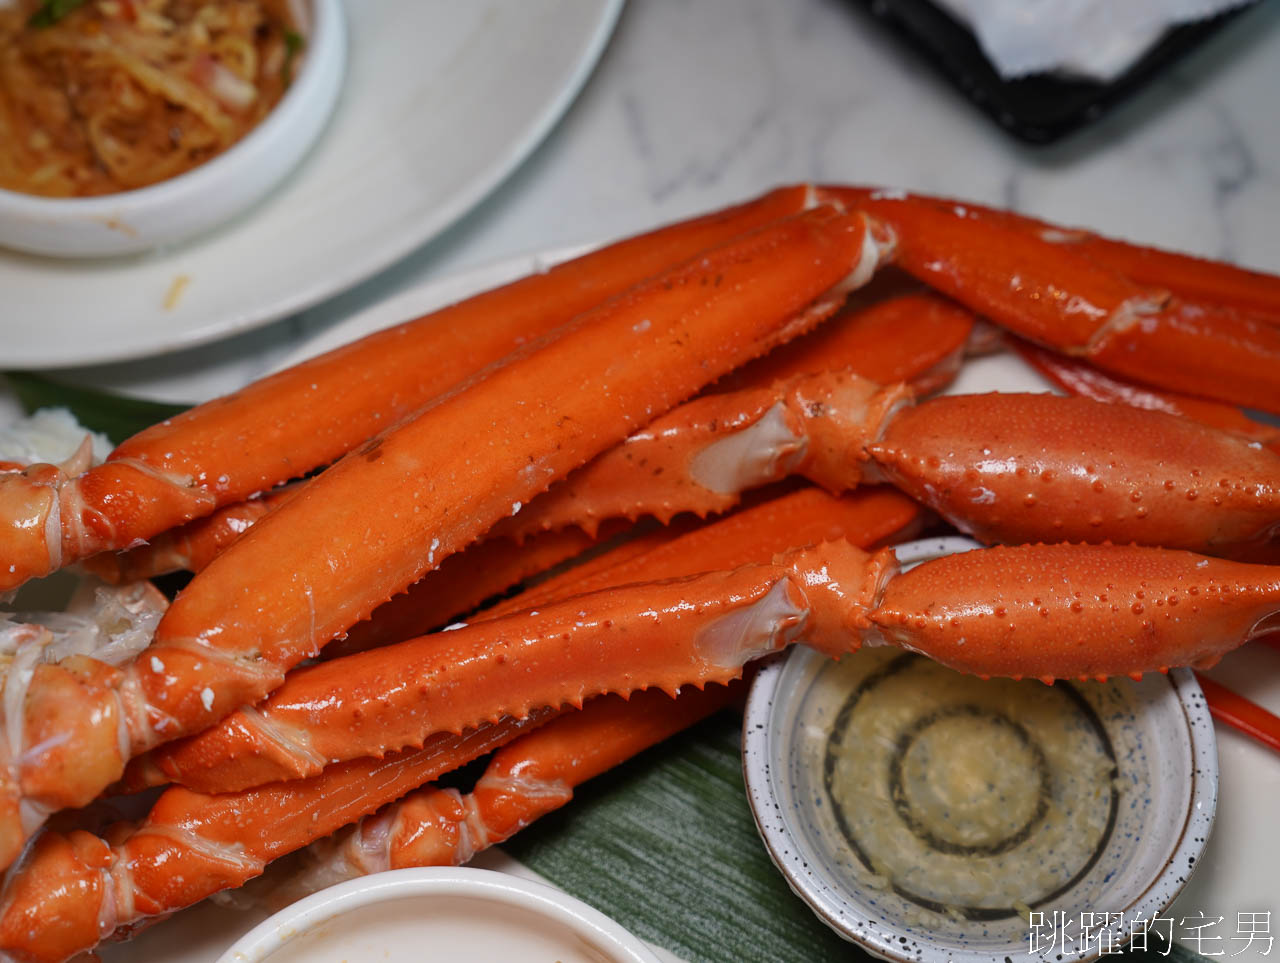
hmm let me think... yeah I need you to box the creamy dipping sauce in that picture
[821,650,1117,920]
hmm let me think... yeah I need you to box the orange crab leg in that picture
[132,487,921,793]
[116,387,1280,799]
[821,186,1280,415]
[311,486,919,668]
[867,542,1280,683]
[1194,674,1280,755]
[135,533,1280,795]
[80,485,299,583]
[495,369,913,540]
[87,280,962,590]
[712,279,976,397]
[7,543,1277,960]
[131,546,881,794]
[1013,339,1280,454]
[131,204,882,734]
[120,487,869,792]
[499,367,1280,559]
[0,204,885,871]
[1054,236,1280,327]
[871,392,1280,558]
[489,287,973,542]
[324,526,609,660]
[491,485,922,620]
[0,186,821,593]
[0,713,553,963]
[884,192,1280,325]
[275,685,739,903]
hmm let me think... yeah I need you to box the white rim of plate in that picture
[742,535,1219,963]
[214,866,662,963]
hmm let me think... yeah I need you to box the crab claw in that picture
[864,542,1280,683]
[868,392,1280,561]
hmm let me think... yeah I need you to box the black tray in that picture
[850,0,1257,144]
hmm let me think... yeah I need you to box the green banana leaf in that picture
[5,372,186,442]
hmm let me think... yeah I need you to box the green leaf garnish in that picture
[27,0,89,28]
[4,372,188,446]
[282,30,304,85]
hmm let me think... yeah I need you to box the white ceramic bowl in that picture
[0,0,345,258]
[214,867,662,963]
[743,535,1218,963]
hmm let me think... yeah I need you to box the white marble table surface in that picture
[6,0,1280,953]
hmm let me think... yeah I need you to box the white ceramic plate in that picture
[1,0,622,368]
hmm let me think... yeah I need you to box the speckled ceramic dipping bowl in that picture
[743,536,1218,963]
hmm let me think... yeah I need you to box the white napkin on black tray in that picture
[931,0,1254,81]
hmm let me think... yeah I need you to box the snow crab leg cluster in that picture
[0,185,1278,961]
